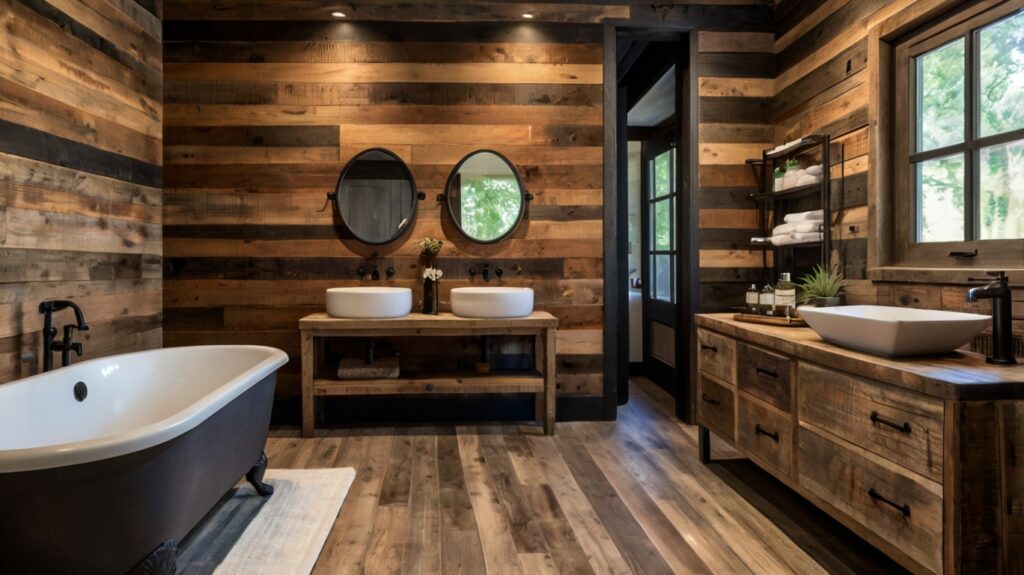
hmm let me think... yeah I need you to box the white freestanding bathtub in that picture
[0,345,288,575]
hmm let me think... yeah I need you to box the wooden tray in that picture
[733,313,808,328]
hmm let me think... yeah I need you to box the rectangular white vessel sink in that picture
[326,287,412,319]
[798,305,990,357]
[451,287,534,318]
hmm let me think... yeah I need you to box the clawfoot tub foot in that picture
[246,451,274,496]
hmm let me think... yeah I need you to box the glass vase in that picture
[423,279,439,315]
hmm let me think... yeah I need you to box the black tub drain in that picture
[73,381,88,402]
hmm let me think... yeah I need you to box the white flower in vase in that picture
[423,267,443,282]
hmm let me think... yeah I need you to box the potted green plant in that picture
[797,264,845,307]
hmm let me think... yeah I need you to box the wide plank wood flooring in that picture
[266,379,907,574]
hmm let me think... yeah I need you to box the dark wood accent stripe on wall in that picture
[0,0,163,382]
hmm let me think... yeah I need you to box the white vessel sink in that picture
[326,287,412,319]
[798,305,990,357]
[451,287,534,318]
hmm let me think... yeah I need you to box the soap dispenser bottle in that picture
[774,273,797,318]
[759,283,775,316]
[745,284,759,314]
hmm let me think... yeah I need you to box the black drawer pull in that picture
[700,344,718,353]
[754,424,779,443]
[755,367,779,378]
[868,488,911,518]
[870,411,912,434]
[701,393,720,406]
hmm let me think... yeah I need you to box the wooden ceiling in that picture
[162,1,631,22]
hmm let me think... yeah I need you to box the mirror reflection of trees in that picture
[459,176,521,242]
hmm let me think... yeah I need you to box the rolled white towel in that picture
[772,222,822,235]
[804,164,823,176]
[772,231,823,246]
[783,209,824,223]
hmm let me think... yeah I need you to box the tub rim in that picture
[0,345,288,474]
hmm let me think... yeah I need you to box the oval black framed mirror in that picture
[443,150,529,244]
[332,148,418,245]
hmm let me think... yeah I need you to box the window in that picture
[893,0,1024,266]
[649,148,676,303]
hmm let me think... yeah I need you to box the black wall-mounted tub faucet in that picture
[967,271,1017,365]
[39,300,89,372]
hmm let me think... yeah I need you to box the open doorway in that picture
[605,29,699,422]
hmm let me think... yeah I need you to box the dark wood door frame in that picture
[603,23,699,422]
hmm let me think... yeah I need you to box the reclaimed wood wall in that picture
[0,0,163,381]
[161,1,777,413]
[697,26,774,310]
[161,16,608,402]
[772,0,1023,339]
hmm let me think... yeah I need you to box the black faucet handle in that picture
[495,265,504,278]
[468,266,477,277]
[71,342,83,356]
[357,266,368,278]
[386,266,396,280]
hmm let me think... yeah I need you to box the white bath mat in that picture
[178,468,355,575]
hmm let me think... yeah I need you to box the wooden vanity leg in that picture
[301,330,314,438]
[534,330,545,426]
[698,425,711,463]
[544,327,557,435]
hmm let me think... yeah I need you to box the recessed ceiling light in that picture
[522,13,534,19]
[331,11,346,18]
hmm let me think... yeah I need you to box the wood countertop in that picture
[300,311,559,331]
[696,313,1024,401]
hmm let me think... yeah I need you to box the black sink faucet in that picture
[39,300,89,372]
[967,271,1017,365]
[481,263,491,282]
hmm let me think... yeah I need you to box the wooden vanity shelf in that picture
[299,312,558,437]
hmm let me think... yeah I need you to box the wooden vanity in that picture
[695,313,1024,575]
[299,312,559,437]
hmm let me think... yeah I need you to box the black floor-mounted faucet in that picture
[967,271,1017,365]
[39,300,89,372]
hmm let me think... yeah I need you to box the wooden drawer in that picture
[697,329,735,384]
[798,427,942,574]
[737,395,792,477]
[697,374,735,441]
[798,363,944,483]
[737,343,792,412]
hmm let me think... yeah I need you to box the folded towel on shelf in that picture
[795,174,820,186]
[783,209,824,223]
[338,355,400,380]
[771,231,823,246]
[803,164,824,176]
[771,222,822,236]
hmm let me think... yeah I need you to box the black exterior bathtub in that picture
[0,370,280,574]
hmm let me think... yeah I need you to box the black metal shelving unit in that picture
[745,135,842,284]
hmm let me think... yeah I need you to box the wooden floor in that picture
[266,379,907,574]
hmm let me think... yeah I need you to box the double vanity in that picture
[695,310,1024,574]
[301,286,557,437]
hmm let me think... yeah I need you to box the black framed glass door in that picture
[641,134,678,393]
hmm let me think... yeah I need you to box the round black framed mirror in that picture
[332,148,418,245]
[443,150,528,244]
